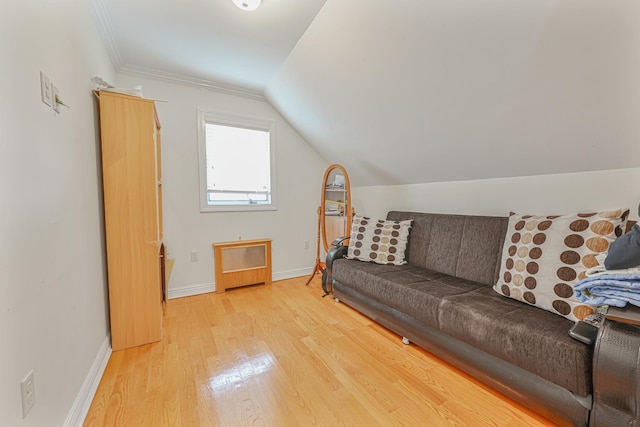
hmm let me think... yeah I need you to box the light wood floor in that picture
[84,276,556,426]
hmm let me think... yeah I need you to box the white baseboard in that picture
[272,267,314,282]
[63,335,112,427]
[168,282,216,299]
[167,267,315,299]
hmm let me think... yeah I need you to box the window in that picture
[197,110,276,212]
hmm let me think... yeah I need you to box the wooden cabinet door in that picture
[97,91,163,351]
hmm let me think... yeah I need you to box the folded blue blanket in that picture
[574,273,640,307]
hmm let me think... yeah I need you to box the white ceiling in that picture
[90,0,640,187]
[90,0,326,93]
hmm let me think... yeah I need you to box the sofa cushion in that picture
[345,215,412,265]
[386,212,508,286]
[494,209,629,322]
[332,259,482,327]
[438,286,591,397]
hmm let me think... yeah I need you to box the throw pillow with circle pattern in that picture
[493,209,629,322]
[345,215,412,265]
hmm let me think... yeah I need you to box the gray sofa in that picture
[325,211,618,426]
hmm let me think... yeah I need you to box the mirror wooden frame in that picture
[320,164,352,253]
[306,164,352,286]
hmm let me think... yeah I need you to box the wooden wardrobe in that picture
[95,90,165,351]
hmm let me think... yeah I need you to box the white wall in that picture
[353,168,640,222]
[116,74,328,297]
[0,0,114,425]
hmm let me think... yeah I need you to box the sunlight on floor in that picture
[209,352,276,393]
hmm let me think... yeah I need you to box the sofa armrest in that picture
[590,308,640,425]
[323,237,349,294]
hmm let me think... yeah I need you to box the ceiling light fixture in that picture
[232,0,261,11]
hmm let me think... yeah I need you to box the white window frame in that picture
[197,109,277,212]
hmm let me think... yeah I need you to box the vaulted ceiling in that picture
[90,0,640,187]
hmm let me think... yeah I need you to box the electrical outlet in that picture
[20,370,35,418]
[40,72,51,106]
[51,84,60,114]
[304,240,310,249]
[190,250,199,262]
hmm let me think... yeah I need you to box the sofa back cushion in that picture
[386,211,508,286]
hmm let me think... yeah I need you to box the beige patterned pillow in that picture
[346,215,412,265]
[494,209,629,321]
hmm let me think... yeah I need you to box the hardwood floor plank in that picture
[84,277,556,426]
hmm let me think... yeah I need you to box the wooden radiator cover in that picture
[213,239,272,293]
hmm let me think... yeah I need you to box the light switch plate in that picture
[40,72,51,106]
[52,84,60,113]
[20,370,35,418]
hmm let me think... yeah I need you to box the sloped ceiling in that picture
[91,0,640,187]
[265,0,640,186]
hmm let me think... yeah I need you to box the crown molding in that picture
[86,0,123,69]
[118,64,266,101]
[87,0,266,101]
